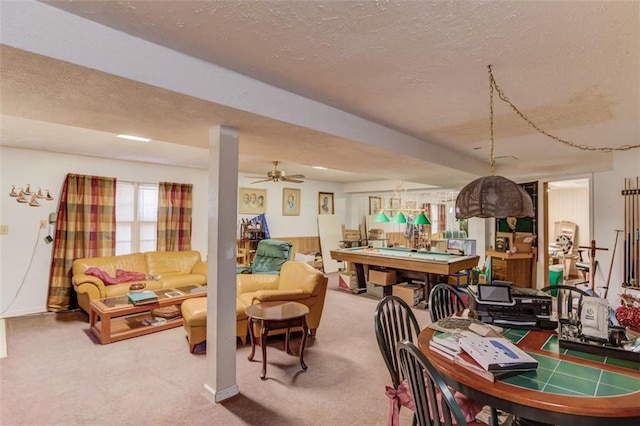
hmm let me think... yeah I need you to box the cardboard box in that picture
[338,271,359,292]
[513,235,535,253]
[366,282,392,299]
[448,271,470,286]
[392,282,424,306]
[368,269,396,286]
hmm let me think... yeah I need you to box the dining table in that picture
[418,326,640,425]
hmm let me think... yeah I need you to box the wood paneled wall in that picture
[273,236,321,256]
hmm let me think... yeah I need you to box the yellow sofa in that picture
[180,260,328,352]
[72,250,207,314]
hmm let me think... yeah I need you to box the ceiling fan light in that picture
[455,175,534,219]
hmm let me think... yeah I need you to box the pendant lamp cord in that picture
[488,65,496,175]
[487,65,639,152]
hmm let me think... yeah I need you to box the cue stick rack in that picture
[622,176,639,288]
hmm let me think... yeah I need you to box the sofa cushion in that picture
[104,280,162,297]
[145,251,202,275]
[73,253,146,277]
[85,268,146,285]
[159,274,207,289]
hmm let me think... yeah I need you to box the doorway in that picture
[544,178,590,287]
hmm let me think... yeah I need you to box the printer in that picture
[468,282,556,330]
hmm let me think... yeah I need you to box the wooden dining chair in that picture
[397,340,485,426]
[428,283,467,323]
[541,284,589,321]
[374,295,421,425]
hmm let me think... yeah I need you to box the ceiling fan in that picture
[247,161,305,184]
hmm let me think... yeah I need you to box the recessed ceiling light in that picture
[117,134,151,142]
[312,166,328,170]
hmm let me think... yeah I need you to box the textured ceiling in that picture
[1,1,638,187]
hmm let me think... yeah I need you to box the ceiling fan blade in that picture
[250,179,271,184]
[283,177,304,183]
[286,174,306,179]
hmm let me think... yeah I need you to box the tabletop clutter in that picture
[428,314,539,382]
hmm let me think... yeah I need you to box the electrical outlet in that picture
[0,225,8,235]
[40,220,48,229]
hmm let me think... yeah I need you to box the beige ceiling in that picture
[1,1,638,187]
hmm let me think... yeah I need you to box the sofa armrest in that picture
[72,273,106,289]
[252,289,307,303]
[72,274,108,300]
[191,261,208,277]
[237,274,279,294]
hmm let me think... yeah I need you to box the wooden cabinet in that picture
[486,250,533,288]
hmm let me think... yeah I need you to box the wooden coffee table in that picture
[245,301,310,380]
[89,285,206,344]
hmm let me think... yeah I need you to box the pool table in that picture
[330,246,479,292]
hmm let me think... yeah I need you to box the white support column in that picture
[203,125,239,402]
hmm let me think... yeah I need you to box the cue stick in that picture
[603,229,622,299]
[624,178,629,285]
[636,176,639,286]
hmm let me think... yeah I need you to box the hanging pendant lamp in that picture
[414,212,431,225]
[455,65,534,219]
[373,211,390,223]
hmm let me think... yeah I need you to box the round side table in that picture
[245,301,310,380]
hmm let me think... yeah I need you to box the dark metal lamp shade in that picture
[455,175,534,219]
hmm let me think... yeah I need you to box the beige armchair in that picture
[236,261,328,342]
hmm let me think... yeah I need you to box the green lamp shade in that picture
[414,213,431,225]
[391,212,407,224]
[373,212,390,223]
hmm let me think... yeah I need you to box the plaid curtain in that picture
[157,182,193,251]
[438,204,446,232]
[422,203,432,236]
[47,174,116,312]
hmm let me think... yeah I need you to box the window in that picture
[116,181,158,255]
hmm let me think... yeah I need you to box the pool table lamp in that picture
[373,212,390,223]
[414,212,431,225]
[391,212,407,224]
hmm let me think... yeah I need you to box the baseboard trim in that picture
[0,318,7,359]
[203,383,239,403]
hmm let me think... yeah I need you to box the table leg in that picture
[299,316,308,371]
[285,328,293,355]
[260,320,268,380]
[354,263,367,290]
[248,318,256,361]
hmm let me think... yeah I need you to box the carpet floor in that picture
[0,273,431,425]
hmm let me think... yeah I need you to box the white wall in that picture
[593,149,640,305]
[0,147,346,318]
[0,147,209,317]
[548,187,590,247]
[236,176,345,238]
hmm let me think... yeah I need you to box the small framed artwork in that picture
[282,188,301,216]
[369,196,382,215]
[318,192,334,214]
[239,187,267,214]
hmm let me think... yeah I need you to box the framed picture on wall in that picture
[318,192,334,214]
[239,187,267,214]
[369,196,382,215]
[282,188,301,216]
